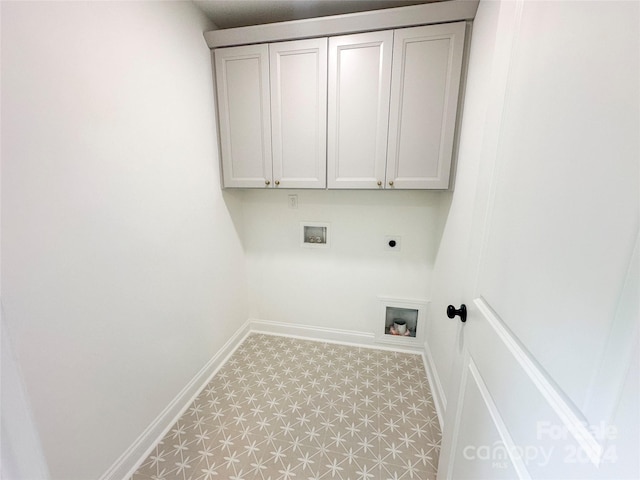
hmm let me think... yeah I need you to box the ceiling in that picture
[193,0,440,29]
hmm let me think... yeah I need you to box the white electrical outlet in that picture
[385,236,401,251]
[288,194,298,209]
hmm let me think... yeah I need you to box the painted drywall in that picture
[1,2,247,479]
[241,189,446,335]
[1,314,50,479]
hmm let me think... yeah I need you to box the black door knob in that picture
[447,304,467,323]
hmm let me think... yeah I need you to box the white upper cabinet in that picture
[386,22,466,189]
[215,44,272,188]
[270,39,327,188]
[327,31,393,189]
[215,39,327,188]
[213,19,467,190]
[327,23,465,190]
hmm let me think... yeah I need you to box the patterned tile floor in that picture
[132,333,441,480]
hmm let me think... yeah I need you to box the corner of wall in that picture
[423,339,446,430]
[100,319,253,480]
[1,314,50,480]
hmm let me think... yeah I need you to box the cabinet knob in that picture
[265,180,271,186]
[377,181,382,186]
[275,180,280,186]
[389,181,394,186]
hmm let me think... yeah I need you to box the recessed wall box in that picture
[376,297,429,347]
[301,222,330,248]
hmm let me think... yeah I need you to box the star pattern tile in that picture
[131,334,441,480]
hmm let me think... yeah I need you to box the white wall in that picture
[1,2,247,479]
[1,315,51,479]
[241,189,446,334]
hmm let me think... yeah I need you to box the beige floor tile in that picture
[131,334,441,480]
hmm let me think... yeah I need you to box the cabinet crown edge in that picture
[204,0,478,49]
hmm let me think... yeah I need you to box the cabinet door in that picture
[386,22,466,189]
[214,44,272,188]
[270,39,327,189]
[327,31,393,189]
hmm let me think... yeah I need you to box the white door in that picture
[386,22,466,190]
[428,1,639,479]
[327,30,393,189]
[270,38,327,189]
[214,44,272,188]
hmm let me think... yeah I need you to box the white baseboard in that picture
[99,320,252,480]
[249,318,377,349]
[423,339,446,430]
[250,319,433,357]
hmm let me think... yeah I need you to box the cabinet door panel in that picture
[215,45,272,188]
[270,39,327,189]
[387,22,466,189]
[328,31,393,189]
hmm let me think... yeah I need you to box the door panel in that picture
[472,0,639,455]
[270,38,327,188]
[477,0,638,409]
[435,1,639,478]
[449,354,521,480]
[386,23,466,189]
[446,298,635,479]
[327,31,392,188]
[214,44,272,188]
